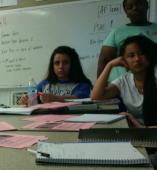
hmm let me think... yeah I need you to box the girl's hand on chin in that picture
[110,57,129,72]
[38,92,58,103]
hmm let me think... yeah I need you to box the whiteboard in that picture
[149,0,157,23]
[0,0,130,86]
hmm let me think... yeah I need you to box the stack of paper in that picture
[0,108,35,115]
[64,98,120,105]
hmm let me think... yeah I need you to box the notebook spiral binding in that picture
[79,138,157,148]
[36,158,151,166]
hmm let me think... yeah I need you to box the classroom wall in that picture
[0,0,156,106]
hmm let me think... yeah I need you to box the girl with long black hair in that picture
[19,46,92,105]
[91,35,157,128]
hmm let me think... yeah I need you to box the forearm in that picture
[91,63,112,100]
[148,126,157,128]
[97,60,108,78]
[55,95,77,102]
[97,46,117,78]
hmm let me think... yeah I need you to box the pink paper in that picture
[21,122,96,131]
[21,114,76,122]
[29,102,79,109]
[0,122,16,131]
[0,133,48,149]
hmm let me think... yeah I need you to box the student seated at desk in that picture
[91,35,157,128]
[19,46,92,105]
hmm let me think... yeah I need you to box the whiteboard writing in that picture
[98,4,121,18]
[0,29,43,74]
[0,0,17,7]
[0,0,3,7]
[0,0,129,85]
[0,17,7,27]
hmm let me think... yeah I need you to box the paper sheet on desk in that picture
[0,122,16,131]
[21,122,96,131]
[21,114,77,122]
[29,102,79,109]
[0,108,36,115]
[0,133,48,149]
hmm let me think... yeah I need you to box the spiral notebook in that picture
[78,128,157,148]
[36,141,151,166]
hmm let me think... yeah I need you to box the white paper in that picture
[0,0,17,7]
[0,108,35,115]
[37,141,146,160]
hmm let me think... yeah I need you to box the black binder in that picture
[78,128,157,148]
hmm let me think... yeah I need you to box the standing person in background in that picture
[19,46,92,105]
[97,0,157,84]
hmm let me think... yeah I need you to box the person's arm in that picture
[97,46,117,78]
[91,56,129,100]
[119,112,157,128]
[38,83,91,103]
[73,83,91,98]
[19,94,28,105]
[38,92,77,103]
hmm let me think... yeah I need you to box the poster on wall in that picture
[0,0,17,7]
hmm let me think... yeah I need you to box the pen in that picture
[26,149,50,157]
[26,148,37,154]
[29,94,40,102]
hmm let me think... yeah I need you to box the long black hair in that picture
[120,35,157,126]
[45,46,92,88]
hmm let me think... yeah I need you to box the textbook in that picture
[36,141,151,166]
[64,114,126,124]
[78,128,157,148]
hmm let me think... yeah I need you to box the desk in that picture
[0,115,153,170]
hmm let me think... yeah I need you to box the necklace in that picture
[134,77,144,93]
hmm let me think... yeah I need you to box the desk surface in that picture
[0,115,153,170]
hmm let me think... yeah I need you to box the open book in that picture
[36,141,151,166]
[64,114,126,124]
